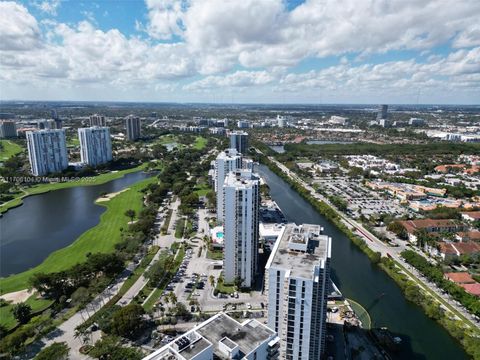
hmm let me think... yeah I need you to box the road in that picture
[264,153,479,329]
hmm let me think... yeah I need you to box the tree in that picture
[125,209,136,222]
[90,335,143,360]
[34,342,69,360]
[209,275,215,287]
[11,303,32,324]
[71,287,90,306]
[371,252,381,264]
[110,304,146,339]
[387,221,408,240]
[169,292,177,305]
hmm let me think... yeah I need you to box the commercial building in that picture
[408,118,425,126]
[0,120,17,138]
[26,129,68,176]
[214,148,243,224]
[277,115,286,128]
[78,127,112,166]
[125,115,141,141]
[230,131,249,154]
[223,170,260,288]
[328,116,348,126]
[265,223,331,360]
[37,119,57,130]
[237,120,250,129]
[89,114,107,127]
[143,313,279,360]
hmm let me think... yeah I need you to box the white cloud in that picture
[33,0,61,16]
[184,70,276,90]
[0,0,479,103]
[144,0,187,40]
[0,2,41,51]
[276,49,480,94]
[453,24,480,48]
[178,0,480,69]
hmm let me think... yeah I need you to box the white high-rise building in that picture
[214,148,243,224]
[26,129,68,176]
[223,170,260,288]
[143,313,280,360]
[265,224,331,360]
[78,127,112,167]
[0,120,16,138]
[230,131,248,154]
[125,115,141,141]
[89,114,106,127]
[277,115,286,128]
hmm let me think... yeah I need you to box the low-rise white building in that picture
[143,313,279,360]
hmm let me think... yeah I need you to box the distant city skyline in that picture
[1,0,479,104]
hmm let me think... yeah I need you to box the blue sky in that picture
[1,0,479,103]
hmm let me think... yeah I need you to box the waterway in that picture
[257,164,467,360]
[0,171,150,277]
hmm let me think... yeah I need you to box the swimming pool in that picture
[216,232,224,238]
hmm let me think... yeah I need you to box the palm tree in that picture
[209,275,215,287]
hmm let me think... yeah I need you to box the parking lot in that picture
[314,178,410,220]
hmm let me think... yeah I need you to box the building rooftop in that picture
[143,313,277,360]
[400,219,462,234]
[224,170,258,189]
[195,313,275,358]
[462,211,480,220]
[444,272,475,284]
[217,148,240,160]
[266,223,331,278]
[460,283,480,297]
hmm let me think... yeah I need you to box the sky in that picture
[0,0,479,104]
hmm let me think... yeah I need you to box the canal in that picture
[257,164,468,360]
[0,171,150,277]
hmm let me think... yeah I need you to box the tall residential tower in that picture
[265,224,331,360]
[0,120,16,138]
[26,129,68,176]
[125,115,141,141]
[214,148,243,224]
[89,114,107,127]
[229,131,249,154]
[223,170,260,288]
[78,127,112,167]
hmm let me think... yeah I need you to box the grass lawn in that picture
[0,295,53,330]
[206,249,223,260]
[0,176,156,295]
[0,140,23,162]
[215,281,236,295]
[157,134,177,144]
[193,136,207,150]
[0,163,147,214]
[194,183,210,197]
